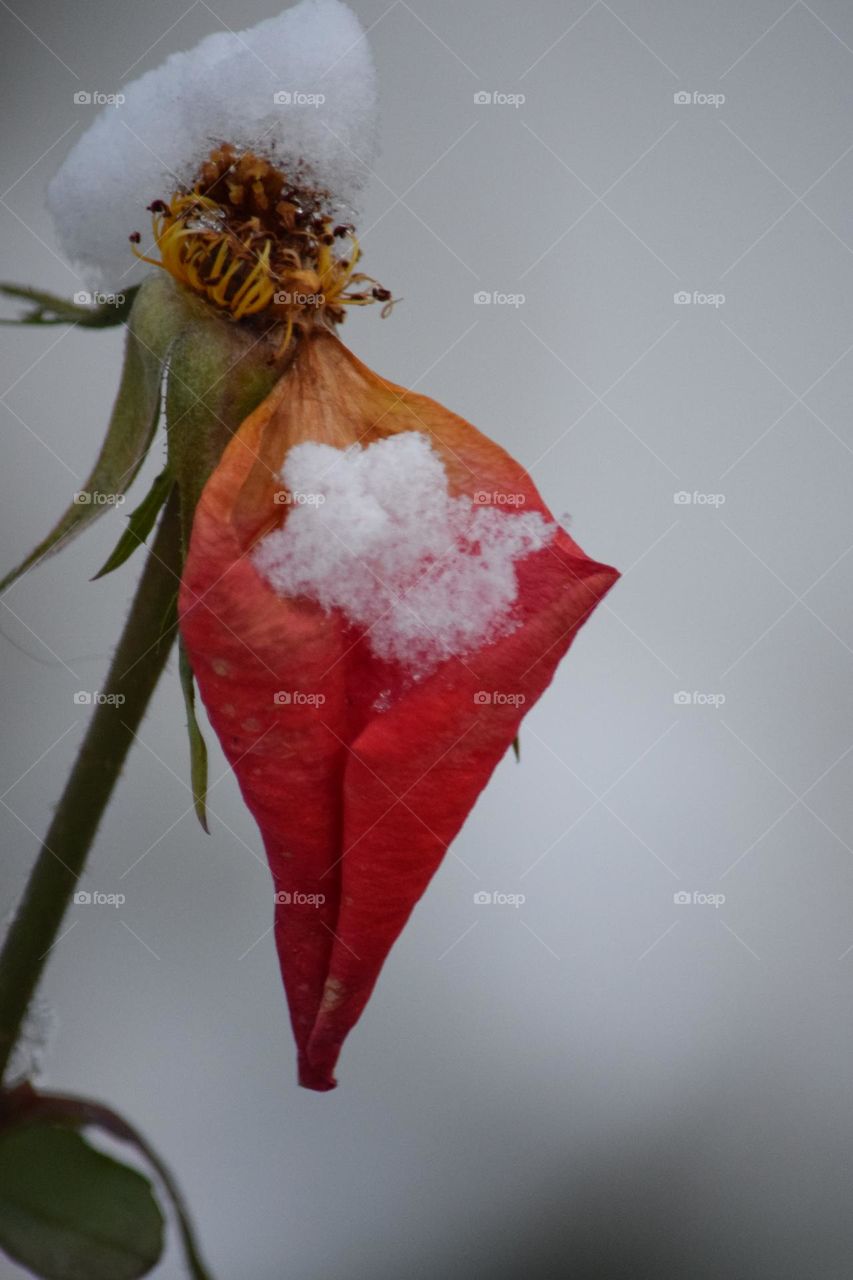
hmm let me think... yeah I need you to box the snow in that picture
[252,432,555,677]
[47,0,379,290]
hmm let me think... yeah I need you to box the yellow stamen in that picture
[131,146,395,354]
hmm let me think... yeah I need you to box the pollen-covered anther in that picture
[133,144,395,352]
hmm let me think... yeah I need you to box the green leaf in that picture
[0,283,137,328]
[0,1086,214,1280]
[0,275,193,594]
[0,1122,164,1280]
[92,469,174,580]
[179,643,209,833]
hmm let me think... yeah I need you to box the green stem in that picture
[0,490,183,1081]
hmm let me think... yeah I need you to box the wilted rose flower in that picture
[45,0,618,1089]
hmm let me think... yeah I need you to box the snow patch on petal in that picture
[252,432,556,677]
[48,0,378,290]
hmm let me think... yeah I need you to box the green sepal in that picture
[164,307,283,554]
[179,642,209,834]
[0,283,138,328]
[92,468,174,580]
[162,292,286,825]
[0,275,193,593]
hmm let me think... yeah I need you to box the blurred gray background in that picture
[2,1,853,1276]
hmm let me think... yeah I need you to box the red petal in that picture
[179,331,618,1089]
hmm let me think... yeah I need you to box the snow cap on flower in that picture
[48,0,378,290]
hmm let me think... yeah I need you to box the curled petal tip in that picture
[298,1057,337,1092]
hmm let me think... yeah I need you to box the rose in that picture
[179,330,618,1089]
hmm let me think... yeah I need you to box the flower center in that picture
[131,144,393,350]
